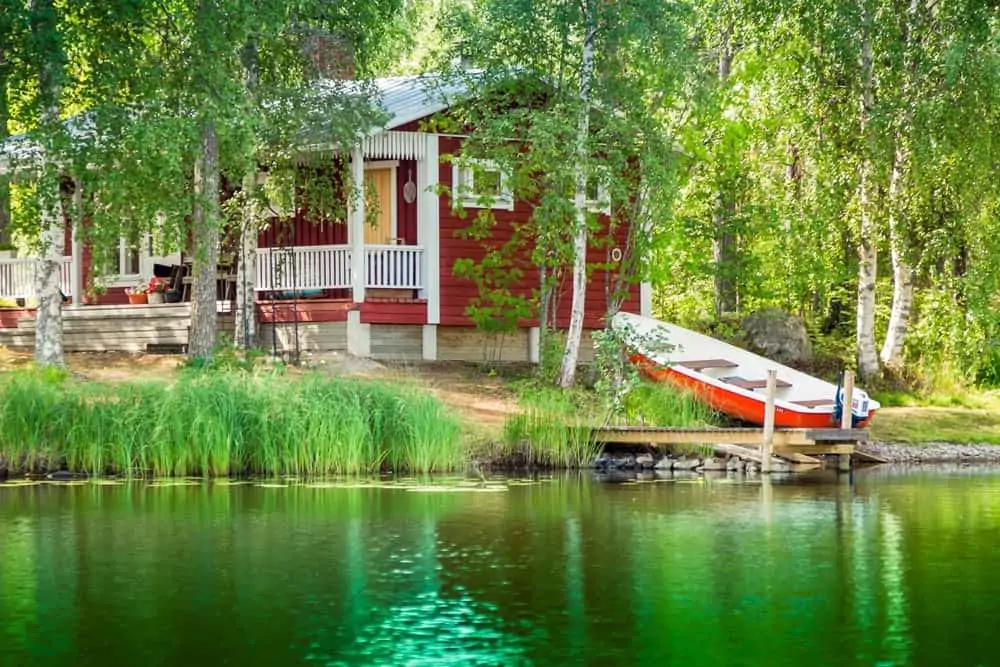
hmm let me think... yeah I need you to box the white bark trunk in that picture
[856,6,879,380]
[31,0,64,367]
[235,173,258,349]
[34,186,64,366]
[556,6,597,388]
[879,144,913,368]
[189,120,220,359]
[879,0,919,369]
[236,38,259,350]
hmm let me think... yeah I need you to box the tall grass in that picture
[502,388,600,468]
[0,368,463,477]
[500,381,719,467]
[618,382,718,428]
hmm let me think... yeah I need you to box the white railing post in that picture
[419,133,440,324]
[350,147,366,303]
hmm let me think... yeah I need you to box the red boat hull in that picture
[632,354,875,429]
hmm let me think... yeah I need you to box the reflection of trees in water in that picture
[4,473,1000,665]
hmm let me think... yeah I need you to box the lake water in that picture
[1,468,998,666]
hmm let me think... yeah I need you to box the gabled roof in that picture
[372,74,467,131]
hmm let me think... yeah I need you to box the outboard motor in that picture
[832,371,871,428]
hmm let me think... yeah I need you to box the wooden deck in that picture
[592,426,872,461]
[0,303,234,353]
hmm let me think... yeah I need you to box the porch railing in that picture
[256,244,352,292]
[255,244,425,293]
[0,256,72,299]
[365,245,424,290]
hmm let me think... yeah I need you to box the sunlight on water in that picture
[1,468,999,666]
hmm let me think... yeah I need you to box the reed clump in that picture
[0,368,463,477]
[500,381,718,467]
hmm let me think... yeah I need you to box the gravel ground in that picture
[860,441,1000,463]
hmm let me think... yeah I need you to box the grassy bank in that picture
[0,368,463,477]
[492,381,720,467]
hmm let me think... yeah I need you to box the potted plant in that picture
[146,277,170,305]
[0,242,17,260]
[82,278,108,305]
[125,281,148,305]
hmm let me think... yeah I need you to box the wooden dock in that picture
[592,370,884,470]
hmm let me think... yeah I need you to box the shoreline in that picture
[858,441,1000,464]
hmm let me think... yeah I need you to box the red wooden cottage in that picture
[0,75,652,361]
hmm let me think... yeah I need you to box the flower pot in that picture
[0,250,17,260]
[165,290,182,303]
[127,292,148,305]
[147,292,165,305]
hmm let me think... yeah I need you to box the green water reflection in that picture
[1,468,998,666]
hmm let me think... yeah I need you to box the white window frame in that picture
[452,158,514,211]
[583,174,611,215]
[110,237,143,286]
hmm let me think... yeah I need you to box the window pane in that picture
[586,176,601,202]
[474,169,502,197]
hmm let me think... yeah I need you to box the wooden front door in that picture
[363,167,394,245]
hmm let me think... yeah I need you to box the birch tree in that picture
[440,0,692,386]
[28,0,67,367]
[557,1,597,388]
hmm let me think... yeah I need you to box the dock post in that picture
[838,370,855,473]
[762,369,777,474]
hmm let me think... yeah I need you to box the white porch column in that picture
[640,281,653,318]
[350,146,366,303]
[70,184,83,305]
[528,326,541,364]
[418,134,441,324]
[346,309,371,357]
[422,324,437,361]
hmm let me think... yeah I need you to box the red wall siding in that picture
[256,299,353,324]
[258,214,348,248]
[0,309,31,329]
[397,159,418,244]
[361,299,427,324]
[436,136,641,330]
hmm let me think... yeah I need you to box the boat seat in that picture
[722,376,793,390]
[677,358,739,371]
[792,399,835,407]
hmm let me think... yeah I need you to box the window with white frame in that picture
[452,159,514,210]
[584,174,611,215]
[114,237,142,281]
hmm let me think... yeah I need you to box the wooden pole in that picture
[839,370,855,472]
[762,369,777,474]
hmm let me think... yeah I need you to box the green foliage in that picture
[501,388,600,468]
[0,368,463,477]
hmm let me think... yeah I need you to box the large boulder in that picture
[740,309,812,365]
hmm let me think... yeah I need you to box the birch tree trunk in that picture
[855,5,879,380]
[34,180,64,366]
[556,6,597,388]
[188,119,220,359]
[0,48,10,246]
[713,28,738,317]
[235,173,258,349]
[235,37,259,350]
[879,143,913,368]
[879,0,920,369]
[31,0,65,367]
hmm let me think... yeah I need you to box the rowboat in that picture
[611,312,878,428]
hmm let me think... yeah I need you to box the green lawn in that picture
[870,407,1000,445]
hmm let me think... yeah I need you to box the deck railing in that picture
[256,244,352,292]
[0,256,72,299]
[255,244,425,293]
[364,245,424,290]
